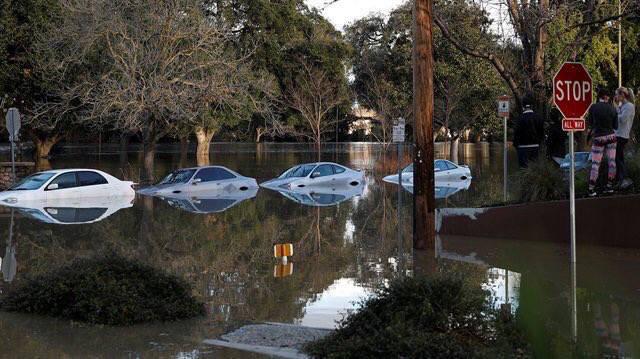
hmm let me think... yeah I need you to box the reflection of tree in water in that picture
[0,191,359,326]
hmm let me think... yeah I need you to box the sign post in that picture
[553,62,593,264]
[5,108,21,184]
[498,96,511,202]
[393,118,406,264]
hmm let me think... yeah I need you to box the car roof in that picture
[294,162,345,167]
[37,168,108,174]
[173,165,231,171]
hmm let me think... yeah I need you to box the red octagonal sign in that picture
[553,62,593,119]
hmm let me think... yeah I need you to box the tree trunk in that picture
[119,132,132,167]
[33,134,61,159]
[195,127,215,166]
[179,136,189,168]
[256,127,264,143]
[449,136,459,164]
[141,136,156,184]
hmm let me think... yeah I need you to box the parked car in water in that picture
[0,169,134,205]
[382,160,472,190]
[137,166,258,196]
[559,152,591,171]
[271,182,365,207]
[260,162,364,190]
[8,195,135,225]
[156,186,258,214]
[399,178,472,199]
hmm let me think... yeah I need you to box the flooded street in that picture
[0,142,638,357]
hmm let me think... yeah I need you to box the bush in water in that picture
[514,156,565,202]
[303,274,529,358]
[0,255,204,325]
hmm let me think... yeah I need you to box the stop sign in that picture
[553,62,593,119]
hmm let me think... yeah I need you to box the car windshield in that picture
[564,153,589,162]
[9,172,56,190]
[281,164,317,178]
[159,169,196,184]
[403,164,414,173]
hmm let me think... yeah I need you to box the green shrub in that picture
[303,274,529,358]
[0,255,204,325]
[514,156,565,202]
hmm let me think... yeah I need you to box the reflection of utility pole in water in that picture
[2,209,17,283]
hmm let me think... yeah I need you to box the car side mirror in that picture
[47,183,59,190]
[192,178,202,185]
[311,171,321,179]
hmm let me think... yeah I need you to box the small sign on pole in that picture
[497,95,510,118]
[5,108,21,184]
[553,62,593,265]
[392,118,405,143]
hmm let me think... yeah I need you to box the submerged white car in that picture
[0,169,135,205]
[260,162,364,190]
[10,195,135,225]
[137,166,258,196]
[157,186,258,214]
[382,160,472,190]
[272,182,365,207]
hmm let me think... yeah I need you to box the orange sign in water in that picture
[273,243,293,258]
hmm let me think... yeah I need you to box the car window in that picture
[193,199,236,212]
[10,172,56,190]
[311,193,345,205]
[48,172,78,190]
[44,207,107,223]
[77,171,108,186]
[313,165,334,178]
[332,165,346,174]
[160,169,196,184]
[403,164,414,173]
[434,161,448,172]
[289,164,316,178]
[195,167,237,182]
[444,161,458,170]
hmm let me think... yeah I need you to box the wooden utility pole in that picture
[412,0,436,250]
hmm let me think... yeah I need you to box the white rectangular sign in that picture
[392,125,405,143]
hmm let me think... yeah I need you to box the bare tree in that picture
[284,61,346,158]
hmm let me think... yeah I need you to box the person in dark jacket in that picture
[513,96,544,167]
[586,88,618,196]
[547,108,566,164]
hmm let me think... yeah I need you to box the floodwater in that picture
[0,142,637,358]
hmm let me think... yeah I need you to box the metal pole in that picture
[503,116,508,202]
[397,142,404,275]
[570,131,576,263]
[10,139,15,185]
[570,261,577,343]
[618,0,622,88]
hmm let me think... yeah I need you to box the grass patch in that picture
[0,255,204,325]
[303,274,529,358]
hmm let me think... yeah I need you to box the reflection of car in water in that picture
[10,195,135,225]
[260,162,364,190]
[559,152,591,171]
[156,187,258,214]
[272,183,365,207]
[0,169,134,205]
[138,166,258,196]
[382,160,472,191]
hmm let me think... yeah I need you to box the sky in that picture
[305,0,406,31]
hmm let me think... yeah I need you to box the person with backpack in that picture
[587,88,618,196]
[614,87,636,188]
[513,96,544,168]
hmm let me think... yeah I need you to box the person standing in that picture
[547,108,566,165]
[614,87,636,188]
[513,96,544,168]
[587,89,618,196]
